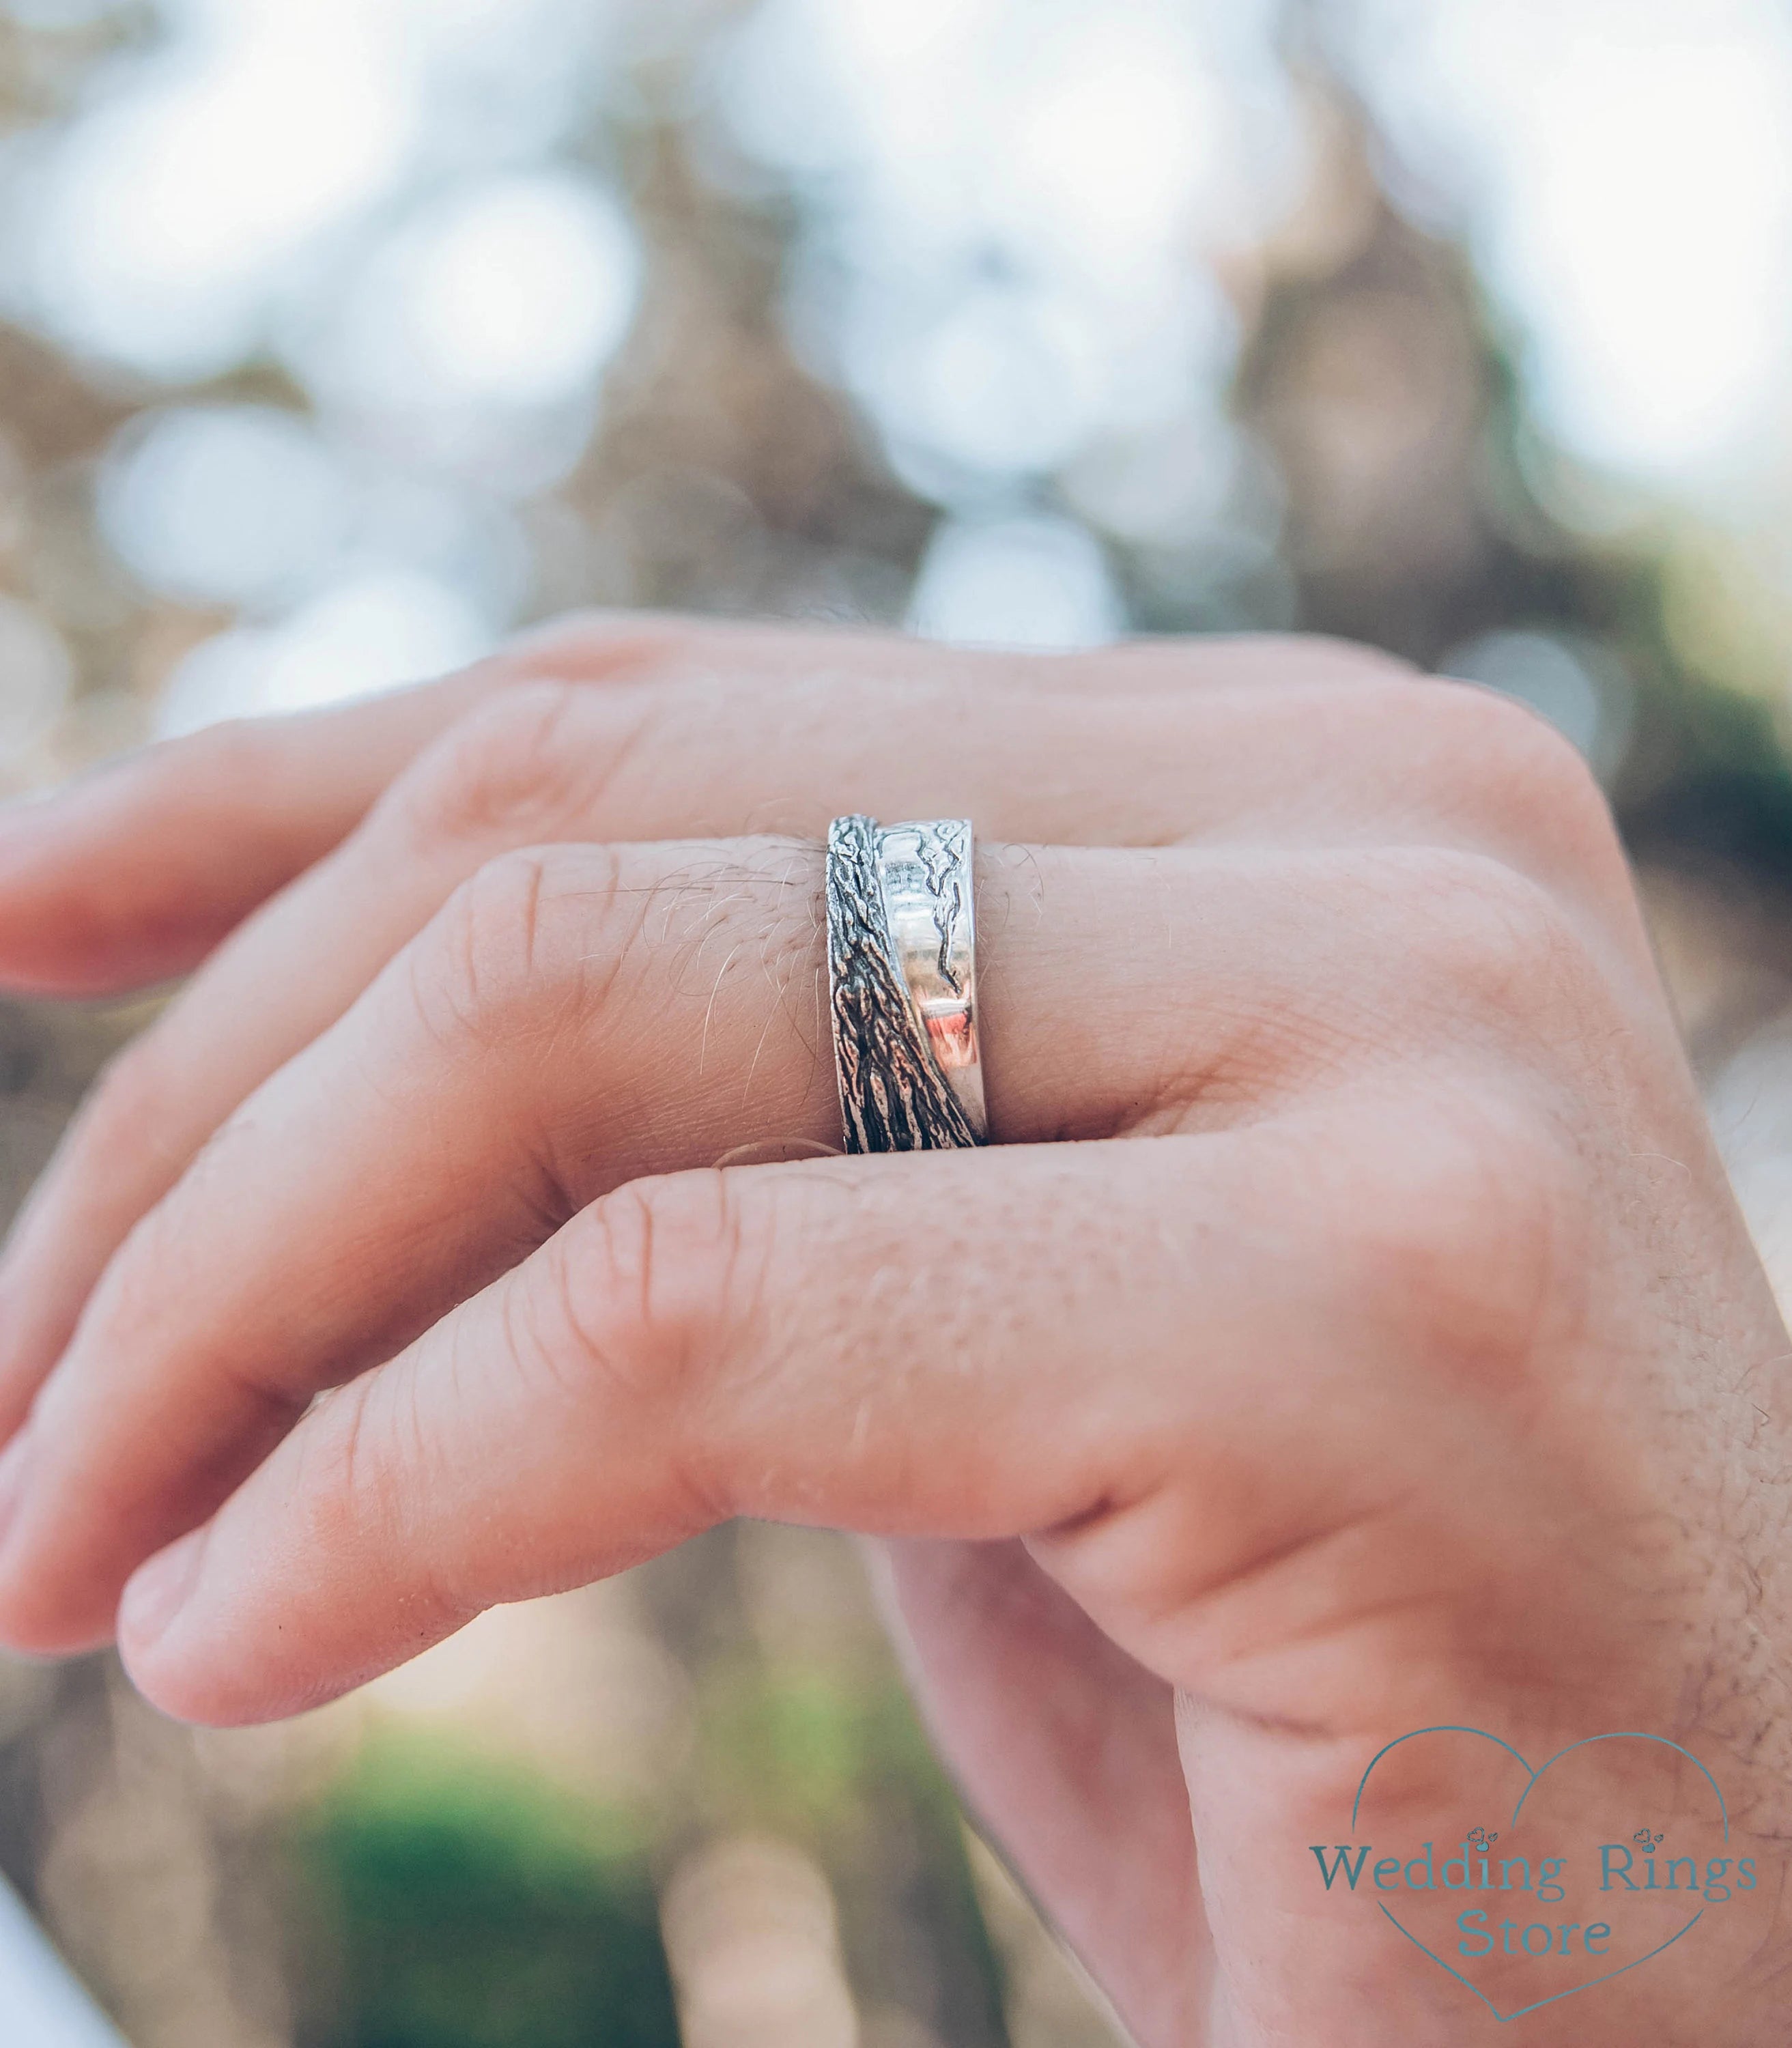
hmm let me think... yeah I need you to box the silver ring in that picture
[825,816,988,1153]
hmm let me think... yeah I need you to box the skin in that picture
[0,615,1784,2041]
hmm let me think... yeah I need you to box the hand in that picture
[0,615,1783,2045]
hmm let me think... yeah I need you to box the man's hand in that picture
[0,616,1782,2044]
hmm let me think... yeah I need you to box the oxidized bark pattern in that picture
[914,819,969,997]
[827,814,982,1153]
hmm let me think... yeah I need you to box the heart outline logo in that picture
[1350,1727,1729,2024]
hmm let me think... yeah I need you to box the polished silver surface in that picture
[825,815,986,1153]
[872,819,986,1139]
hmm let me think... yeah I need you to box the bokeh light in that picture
[291,171,641,468]
[158,569,494,733]
[4,3,1792,2045]
[1342,0,1792,482]
[909,515,1122,650]
[98,406,351,612]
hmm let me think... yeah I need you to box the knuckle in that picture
[520,1173,767,1518]
[579,1174,743,1376]
[1421,680,1625,879]
[72,1029,174,1174]
[614,838,823,1009]
[498,609,713,684]
[1104,632,1417,692]
[298,1374,473,1632]
[1334,1090,1589,1377]
[101,1189,193,1317]
[393,679,652,850]
[1377,844,1591,1023]
[1304,849,1618,1378]
[527,1192,669,1407]
[403,833,817,1081]
[413,843,623,1052]
[294,1377,380,1536]
[1260,635,1419,687]
[1431,676,1593,786]
[176,715,283,804]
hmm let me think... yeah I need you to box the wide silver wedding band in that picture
[825,816,988,1153]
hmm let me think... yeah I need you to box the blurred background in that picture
[3,0,1792,2041]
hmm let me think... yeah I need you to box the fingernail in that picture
[0,1427,37,1550]
[120,1530,205,1646]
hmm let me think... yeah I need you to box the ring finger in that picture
[0,827,1452,1653]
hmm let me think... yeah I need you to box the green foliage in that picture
[696,1657,871,1830]
[693,1658,1011,2047]
[296,1735,680,2048]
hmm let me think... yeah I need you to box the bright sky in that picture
[1346,0,1792,483]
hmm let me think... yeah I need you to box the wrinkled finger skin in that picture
[0,612,1787,2047]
